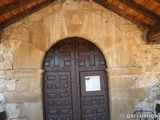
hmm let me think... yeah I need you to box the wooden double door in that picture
[43,37,110,120]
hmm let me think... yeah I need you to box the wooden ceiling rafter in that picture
[0,0,160,43]
[0,0,33,16]
[0,0,14,7]
[116,0,160,43]
[118,0,160,23]
[147,23,160,43]
[93,0,149,28]
[155,0,160,3]
[94,0,160,43]
[0,0,54,29]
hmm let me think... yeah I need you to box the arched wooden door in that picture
[43,37,110,120]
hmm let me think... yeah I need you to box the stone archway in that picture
[42,37,110,120]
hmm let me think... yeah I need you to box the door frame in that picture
[42,37,110,120]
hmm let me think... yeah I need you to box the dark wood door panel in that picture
[44,71,73,120]
[43,37,110,120]
[75,38,110,120]
[43,38,74,120]
[78,71,109,120]
[43,39,73,72]
[75,39,106,71]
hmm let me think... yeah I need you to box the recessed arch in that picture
[41,36,109,69]
[42,37,110,120]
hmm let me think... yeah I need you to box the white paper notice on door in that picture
[85,76,101,91]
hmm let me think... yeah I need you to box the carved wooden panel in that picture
[43,37,110,120]
[75,38,110,120]
[43,39,74,120]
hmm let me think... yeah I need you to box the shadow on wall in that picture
[0,111,7,120]
[0,30,3,43]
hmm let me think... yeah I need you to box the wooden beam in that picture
[155,0,160,3]
[93,0,149,28]
[0,0,33,15]
[47,0,55,2]
[147,23,160,43]
[118,0,160,22]
[0,0,55,29]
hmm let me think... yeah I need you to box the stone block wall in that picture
[0,0,160,120]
